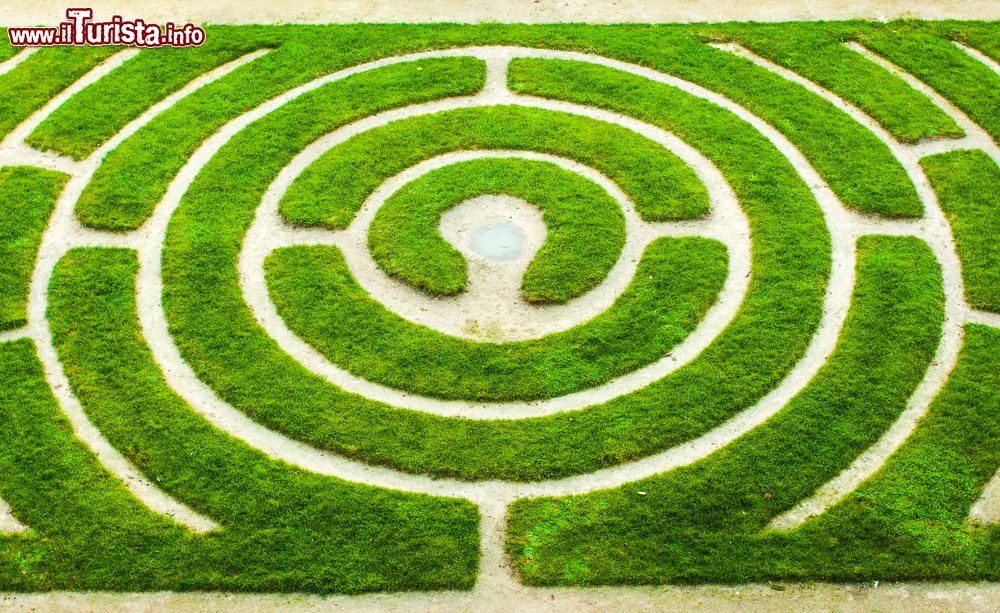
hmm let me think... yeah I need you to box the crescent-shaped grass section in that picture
[162,55,829,480]
[25,28,278,160]
[599,33,922,217]
[74,44,486,232]
[38,248,478,592]
[0,340,196,590]
[279,106,708,228]
[0,45,116,140]
[508,236,951,584]
[0,167,67,330]
[921,150,1000,314]
[368,157,628,303]
[860,27,1000,145]
[716,23,964,142]
[265,237,726,402]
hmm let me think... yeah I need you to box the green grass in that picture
[369,157,628,302]
[508,236,948,585]
[163,49,828,481]
[513,29,920,217]
[0,35,19,63]
[280,106,709,228]
[712,23,963,143]
[656,45,924,217]
[715,23,963,142]
[36,247,479,592]
[266,237,726,402]
[0,339,198,591]
[955,23,1000,64]
[75,35,486,231]
[0,167,66,330]
[922,150,1000,313]
[25,28,277,160]
[861,25,1000,145]
[2,21,997,590]
[0,45,116,140]
[54,22,983,230]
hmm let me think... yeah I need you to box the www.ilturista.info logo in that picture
[8,8,206,47]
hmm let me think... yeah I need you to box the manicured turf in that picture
[76,41,485,231]
[266,237,726,401]
[2,21,998,593]
[0,35,19,63]
[162,49,828,480]
[40,248,480,592]
[861,25,1000,144]
[0,167,66,330]
[509,321,1000,582]
[26,28,277,160]
[600,32,923,217]
[717,23,964,142]
[922,150,1000,313]
[69,22,985,232]
[0,46,116,140]
[280,106,709,229]
[508,236,948,584]
[368,157,628,303]
[958,23,1000,65]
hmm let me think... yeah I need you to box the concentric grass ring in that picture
[265,237,727,401]
[2,23,997,595]
[160,48,830,481]
[367,156,628,303]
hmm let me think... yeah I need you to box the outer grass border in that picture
[25,28,278,160]
[368,157,627,303]
[712,22,964,143]
[163,50,829,480]
[266,237,726,402]
[0,45,116,140]
[921,149,1000,313]
[507,236,949,585]
[38,247,480,593]
[69,21,962,232]
[552,27,922,217]
[73,30,488,231]
[0,166,67,331]
[860,25,1000,145]
[1,21,997,593]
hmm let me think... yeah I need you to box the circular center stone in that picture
[469,219,526,261]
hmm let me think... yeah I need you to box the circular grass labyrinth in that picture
[0,22,999,597]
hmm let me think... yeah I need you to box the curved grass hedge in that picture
[280,106,710,228]
[0,166,66,331]
[368,157,628,303]
[570,34,924,218]
[162,55,829,480]
[861,26,1000,145]
[507,236,948,585]
[921,149,1000,313]
[266,237,726,401]
[717,22,963,143]
[76,53,486,231]
[0,46,116,141]
[26,28,277,160]
[42,248,480,592]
